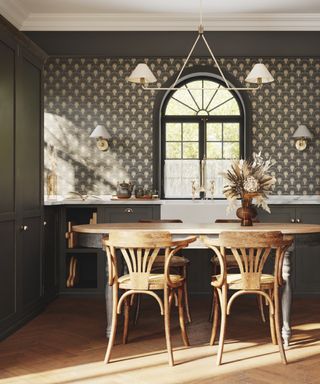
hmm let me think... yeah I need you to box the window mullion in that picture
[199,118,205,161]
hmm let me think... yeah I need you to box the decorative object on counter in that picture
[143,188,153,199]
[90,125,111,151]
[292,125,313,151]
[46,145,58,199]
[134,186,145,198]
[222,152,276,226]
[116,181,134,199]
[65,191,102,201]
[127,0,273,93]
[236,192,259,227]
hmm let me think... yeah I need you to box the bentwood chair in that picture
[138,219,192,323]
[203,231,293,365]
[209,219,266,323]
[103,230,196,366]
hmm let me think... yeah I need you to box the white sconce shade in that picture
[90,125,111,151]
[90,125,111,139]
[245,63,274,84]
[127,63,157,84]
[293,125,313,151]
[293,125,313,139]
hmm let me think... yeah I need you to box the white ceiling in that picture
[1,0,320,31]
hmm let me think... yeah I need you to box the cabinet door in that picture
[103,205,160,223]
[258,206,295,223]
[44,208,59,301]
[0,221,16,326]
[294,206,320,294]
[0,39,15,215]
[15,50,43,311]
[16,53,42,213]
[0,39,17,336]
[21,217,42,310]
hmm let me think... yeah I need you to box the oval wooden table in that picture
[73,222,320,346]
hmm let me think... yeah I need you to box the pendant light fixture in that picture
[127,0,274,92]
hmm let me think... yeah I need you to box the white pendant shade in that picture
[127,63,157,84]
[245,63,274,84]
[90,125,111,139]
[293,125,313,139]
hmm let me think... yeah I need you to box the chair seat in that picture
[211,273,274,290]
[153,255,189,268]
[119,273,184,290]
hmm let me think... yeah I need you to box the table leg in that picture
[281,247,293,347]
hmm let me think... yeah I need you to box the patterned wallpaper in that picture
[44,57,320,196]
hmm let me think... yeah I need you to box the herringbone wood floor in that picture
[0,296,319,384]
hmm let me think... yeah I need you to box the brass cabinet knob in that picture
[20,225,28,231]
[124,208,133,213]
[290,218,295,223]
[44,221,47,226]
[296,218,301,223]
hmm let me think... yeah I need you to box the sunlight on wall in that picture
[44,112,129,196]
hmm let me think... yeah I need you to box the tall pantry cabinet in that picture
[0,15,46,339]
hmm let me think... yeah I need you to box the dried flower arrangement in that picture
[222,152,276,213]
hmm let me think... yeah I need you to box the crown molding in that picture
[20,12,320,31]
[0,6,320,32]
[0,0,29,29]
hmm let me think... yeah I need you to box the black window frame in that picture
[152,68,252,199]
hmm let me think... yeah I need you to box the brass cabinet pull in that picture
[124,208,133,213]
[290,218,295,223]
[20,225,28,231]
[44,221,47,226]
[296,218,301,223]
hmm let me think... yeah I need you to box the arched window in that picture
[159,75,248,198]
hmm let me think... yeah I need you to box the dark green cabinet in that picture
[0,17,45,339]
[258,205,320,295]
[0,36,16,333]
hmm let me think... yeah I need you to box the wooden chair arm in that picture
[201,236,227,288]
[104,242,118,286]
[164,236,197,287]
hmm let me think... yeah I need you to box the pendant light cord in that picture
[199,0,203,26]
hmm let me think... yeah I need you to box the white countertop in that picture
[44,194,320,206]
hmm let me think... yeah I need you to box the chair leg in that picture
[274,286,287,364]
[269,309,277,345]
[122,296,130,344]
[216,285,227,366]
[182,266,192,323]
[164,285,174,366]
[209,261,217,322]
[104,285,118,364]
[209,287,219,346]
[169,289,174,313]
[257,294,266,323]
[133,294,141,325]
[177,286,190,346]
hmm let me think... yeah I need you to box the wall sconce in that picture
[292,125,313,151]
[89,125,111,151]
